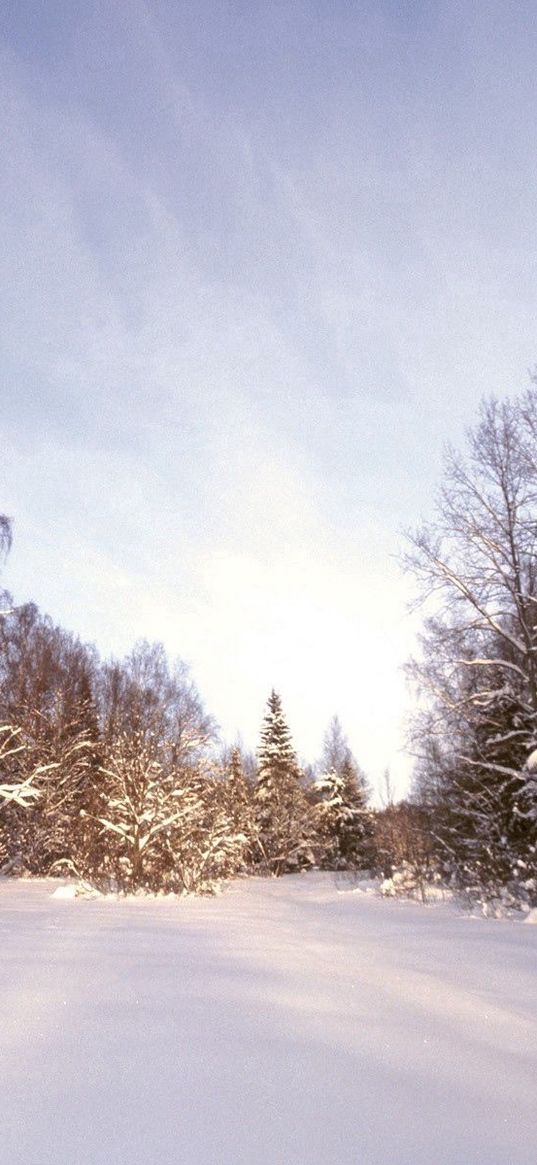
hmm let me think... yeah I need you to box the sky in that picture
[1,1,537,795]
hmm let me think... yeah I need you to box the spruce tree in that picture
[257,690,299,794]
[314,746,373,871]
[254,690,312,876]
[223,745,254,869]
[226,747,251,823]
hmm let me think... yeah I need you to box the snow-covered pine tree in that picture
[314,753,374,870]
[225,746,254,835]
[257,690,299,796]
[254,690,313,876]
[421,674,533,898]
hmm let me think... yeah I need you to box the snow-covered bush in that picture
[380,863,423,901]
[81,734,247,894]
[171,776,247,894]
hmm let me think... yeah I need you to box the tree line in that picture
[1,373,536,906]
[0,564,377,890]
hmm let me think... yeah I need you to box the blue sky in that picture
[2,1,536,792]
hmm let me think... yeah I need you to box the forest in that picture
[1,379,536,909]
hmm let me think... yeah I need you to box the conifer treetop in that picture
[256,689,299,789]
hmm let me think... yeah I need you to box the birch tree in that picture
[405,385,537,899]
[0,515,13,617]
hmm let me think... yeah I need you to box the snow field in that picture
[1,873,536,1165]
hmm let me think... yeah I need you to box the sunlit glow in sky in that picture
[2,2,537,794]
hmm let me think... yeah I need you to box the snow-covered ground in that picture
[1,874,536,1165]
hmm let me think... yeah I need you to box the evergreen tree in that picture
[314,717,372,869]
[412,653,535,900]
[257,691,300,791]
[314,756,374,870]
[254,690,313,876]
[225,746,253,834]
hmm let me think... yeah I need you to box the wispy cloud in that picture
[2,2,537,790]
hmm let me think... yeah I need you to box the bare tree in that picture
[98,641,216,769]
[0,515,13,618]
[374,801,437,901]
[405,392,537,724]
[0,515,12,562]
[405,386,537,901]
